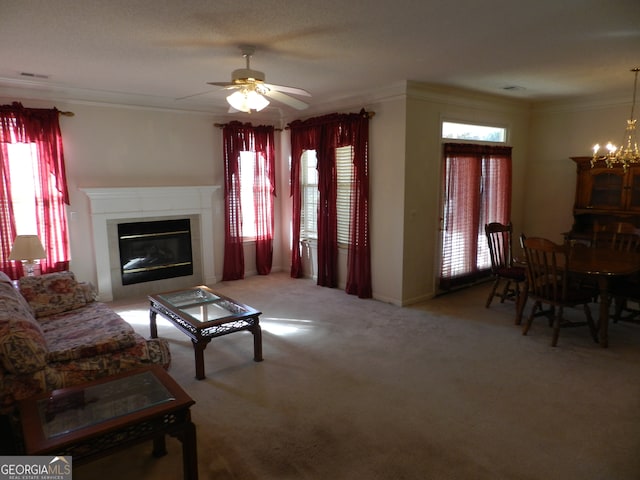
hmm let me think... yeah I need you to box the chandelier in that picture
[591,67,640,170]
[226,85,270,113]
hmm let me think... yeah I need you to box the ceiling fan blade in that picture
[263,90,309,110]
[264,83,311,97]
[207,82,239,89]
[175,89,216,100]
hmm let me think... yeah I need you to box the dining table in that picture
[567,246,640,347]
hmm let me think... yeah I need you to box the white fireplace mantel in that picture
[81,186,220,301]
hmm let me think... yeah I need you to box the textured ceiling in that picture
[0,0,639,117]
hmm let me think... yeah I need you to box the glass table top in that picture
[38,370,175,439]
[158,287,220,307]
[157,287,249,323]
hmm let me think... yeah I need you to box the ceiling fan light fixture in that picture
[227,89,270,113]
[231,68,265,83]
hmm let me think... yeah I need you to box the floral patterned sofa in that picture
[0,270,171,412]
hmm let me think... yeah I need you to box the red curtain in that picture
[0,141,18,278]
[439,143,512,290]
[0,102,70,278]
[289,110,372,298]
[345,114,371,298]
[289,122,319,278]
[221,121,275,280]
[253,125,276,275]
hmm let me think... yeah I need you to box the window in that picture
[442,121,507,143]
[239,151,257,239]
[439,142,512,291]
[300,150,318,239]
[300,146,354,245]
[335,146,354,245]
[0,103,71,278]
[289,110,371,296]
[7,143,39,235]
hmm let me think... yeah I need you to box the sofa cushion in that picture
[19,271,87,318]
[40,302,138,363]
[0,282,48,374]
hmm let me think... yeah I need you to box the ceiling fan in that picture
[208,46,311,113]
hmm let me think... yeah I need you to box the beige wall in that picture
[1,86,631,306]
[63,103,227,288]
[275,95,408,303]
[280,83,531,306]
[0,98,227,291]
[367,96,408,303]
[526,95,631,244]
[401,83,530,305]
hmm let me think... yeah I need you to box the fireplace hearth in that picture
[118,218,193,285]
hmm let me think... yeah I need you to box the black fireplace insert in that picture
[118,218,193,285]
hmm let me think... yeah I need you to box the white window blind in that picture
[336,146,354,245]
[239,151,257,239]
[300,146,354,245]
[301,150,318,239]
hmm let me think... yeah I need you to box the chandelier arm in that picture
[591,67,640,170]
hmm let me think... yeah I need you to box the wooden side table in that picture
[18,366,198,480]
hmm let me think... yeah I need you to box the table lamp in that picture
[9,235,46,276]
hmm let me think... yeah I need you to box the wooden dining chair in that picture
[484,222,527,323]
[609,235,640,323]
[591,222,640,322]
[592,221,640,251]
[521,237,597,346]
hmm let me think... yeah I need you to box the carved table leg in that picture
[181,420,198,480]
[597,276,610,348]
[150,308,158,338]
[515,283,528,325]
[192,338,211,380]
[250,322,264,362]
[152,434,167,457]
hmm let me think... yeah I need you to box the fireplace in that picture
[81,186,220,301]
[118,218,193,285]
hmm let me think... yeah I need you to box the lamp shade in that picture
[9,235,46,262]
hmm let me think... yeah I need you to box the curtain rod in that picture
[284,110,375,130]
[214,122,282,131]
[215,110,375,131]
[0,103,75,116]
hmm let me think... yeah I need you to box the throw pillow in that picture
[19,271,87,318]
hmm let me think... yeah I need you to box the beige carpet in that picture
[75,273,640,480]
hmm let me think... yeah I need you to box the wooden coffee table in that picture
[149,285,263,380]
[18,365,198,479]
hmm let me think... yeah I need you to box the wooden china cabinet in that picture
[568,156,640,240]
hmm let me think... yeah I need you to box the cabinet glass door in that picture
[626,169,640,211]
[589,170,625,209]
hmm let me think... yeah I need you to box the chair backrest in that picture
[592,222,640,252]
[485,222,515,272]
[611,232,640,252]
[521,237,568,304]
